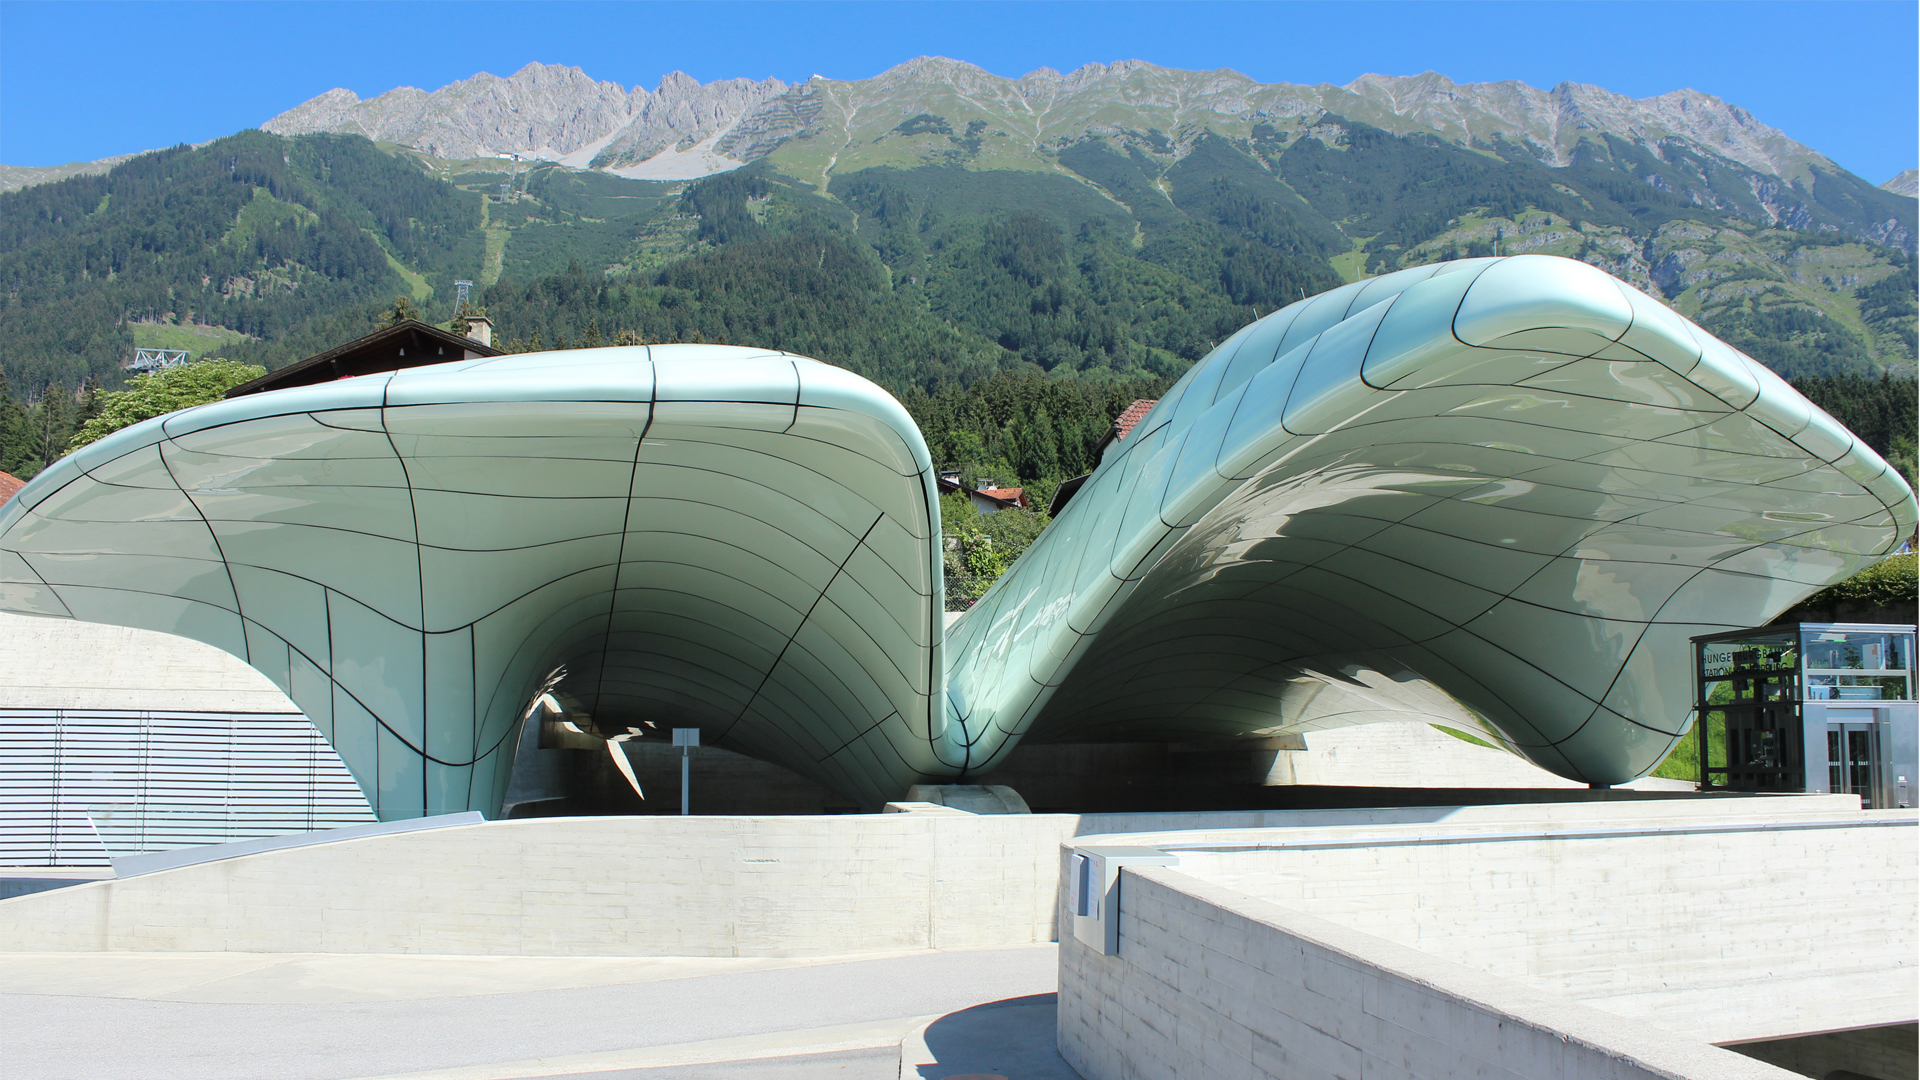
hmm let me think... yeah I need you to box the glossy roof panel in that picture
[3,257,1909,808]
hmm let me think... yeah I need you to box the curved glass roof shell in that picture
[0,346,946,816]
[2,257,1913,809]
[944,256,1916,785]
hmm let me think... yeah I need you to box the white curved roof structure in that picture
[2,257,1912,812]
[0,347,944,815]
[947,256,1916,784]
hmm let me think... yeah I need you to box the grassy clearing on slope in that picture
[1329,234,1376,283]
[222,187,317,247]
[129,321,254,357]
[374,240,433,302]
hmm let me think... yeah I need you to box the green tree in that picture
[0,371,37,476]
[67,359,267,451]
[72,378,104,435]
[30,382,74,472]
[448,304,484,337]
[939,490,1054,609]
[382,295,422,326]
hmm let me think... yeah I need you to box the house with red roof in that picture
[1049,399,1160,515]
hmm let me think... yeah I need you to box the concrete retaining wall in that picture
[1148,812,1918,1044]
[0,611,295,713]
[0,797,1862,958]
[1059,867,1805,1080]
[0,813,1074,956]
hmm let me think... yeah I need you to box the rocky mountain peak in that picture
[255,56,1861,201]
[651,70,706,98]
[1332,72,1829,181]
[861,56,1004,97]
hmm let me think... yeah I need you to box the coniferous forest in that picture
[0,126,1914,513]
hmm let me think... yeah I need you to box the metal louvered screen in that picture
[0,710,374,867]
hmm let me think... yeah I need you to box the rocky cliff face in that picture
[261,56,1845,189]
[262,62,786,177]
[590,71,788,171]
[264,63,639,161]
[1336,72,1829,181]
[1884,169,1919,198]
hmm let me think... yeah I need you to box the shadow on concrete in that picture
[908,992,1079,1080]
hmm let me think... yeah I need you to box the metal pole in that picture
[672,728,699,815]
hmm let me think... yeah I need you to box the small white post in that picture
[672,728,700,815]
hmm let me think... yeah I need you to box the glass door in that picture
[1825,723,1880,808]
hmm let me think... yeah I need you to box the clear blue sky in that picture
[2,1,1914,183]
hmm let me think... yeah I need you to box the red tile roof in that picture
[0,471,22,509]
[978,486,1028,508]
[1112,399,1156,440]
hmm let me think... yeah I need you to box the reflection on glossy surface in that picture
[2,257,1914,812]
[0,347,945,816]
[942,255,1916,785]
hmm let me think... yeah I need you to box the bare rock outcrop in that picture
[256,56,1860,204]
[264,63,638,161]
[591,72,787,169]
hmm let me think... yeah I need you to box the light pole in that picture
[672,728,699,815]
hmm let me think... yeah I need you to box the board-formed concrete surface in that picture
[0,945,1056,1080]
[1098,811,1917,1044]
[0,609,296,713]
[0,797,1847,957]
[1058,808,1916,1078]
[1062,866,1805,1080]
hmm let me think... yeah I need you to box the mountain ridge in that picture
[258,57,1852,188]
[0,152,142,193]
[2,57,1912,424]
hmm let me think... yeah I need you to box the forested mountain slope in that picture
[1,69,1914,491]
[0,131,482,394]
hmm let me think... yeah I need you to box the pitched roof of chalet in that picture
[1090,398,1159,461]
[1056,398,1163,517]
[1111,399,1156,440]
[935,475,1027,511]
[0,471,22,509]
[224,319,503,398]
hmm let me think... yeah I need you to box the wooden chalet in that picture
[224,318,501,399]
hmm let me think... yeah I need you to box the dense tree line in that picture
[903,368,1172,496]
[1855,253,1917,354]
[1792,371,1919,490]
[0,373,98,479]
[483,231,1006,390]
[0,131,480,396]
[1707,292,1880,378]
[481,167,1276,393]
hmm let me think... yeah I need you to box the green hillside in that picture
[0,130,482,395]
[1,122,1913,488]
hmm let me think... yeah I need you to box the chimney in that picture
[464,315,493,349]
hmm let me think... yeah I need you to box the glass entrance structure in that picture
[1693,623,1918,807]
[3,255,1915,816]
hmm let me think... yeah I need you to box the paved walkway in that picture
[902,994,1080,1080]
[0,946,1060,1080]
